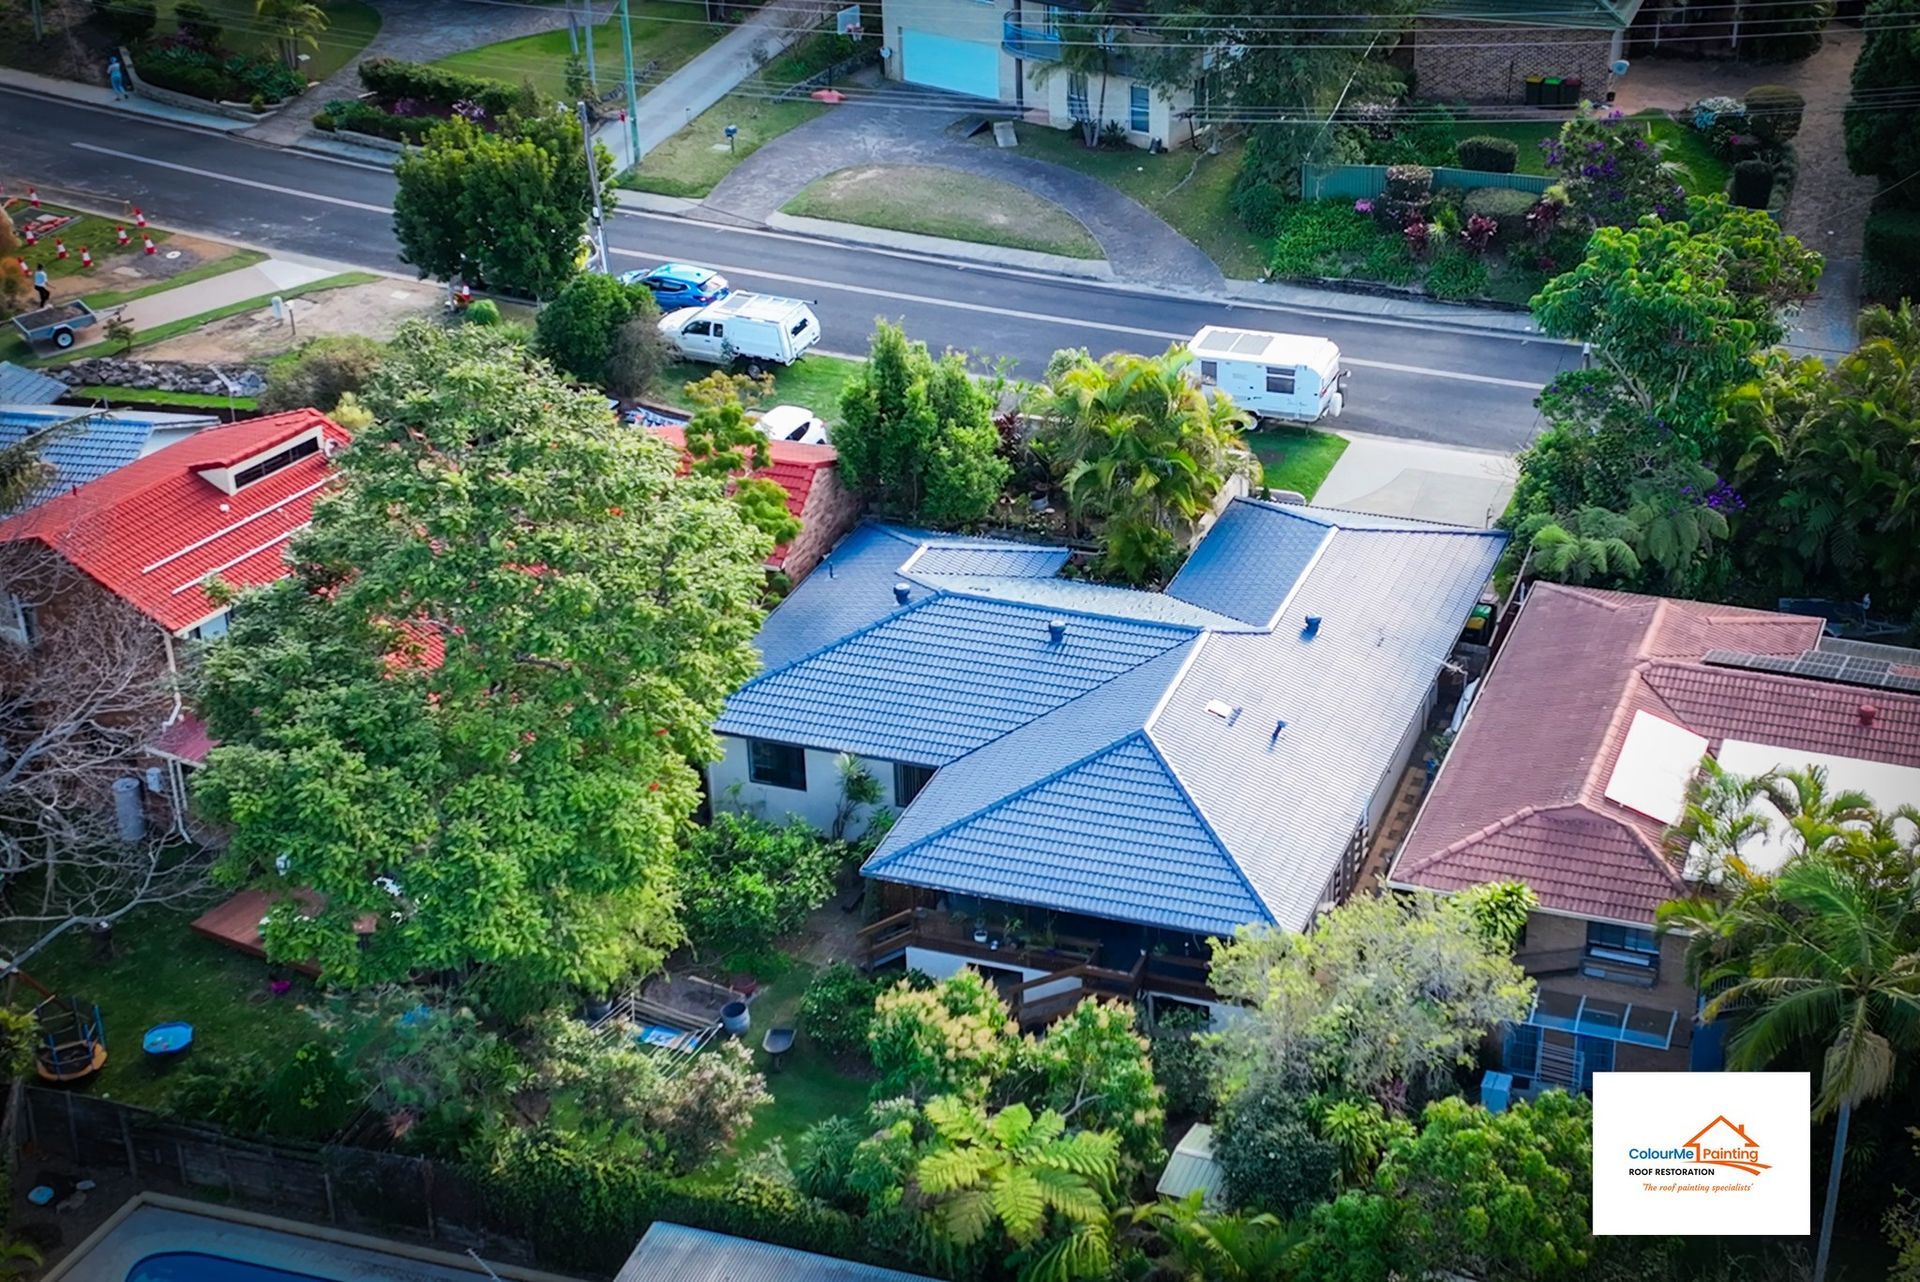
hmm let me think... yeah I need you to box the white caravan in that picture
[1188,326,1348,425]
[657,292,822,367]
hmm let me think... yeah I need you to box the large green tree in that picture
[1845,0,1920,197]
[1723,301,1920,613]
[534,272,659,388]
[834,321,1010,528]
[393,111,613,299]
[193,323,772,1014]
[1019,998,1165,1170]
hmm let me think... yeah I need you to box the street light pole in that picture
[577,100,610,275]
[619,0,640,163]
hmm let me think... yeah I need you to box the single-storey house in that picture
[1390,583,1920,1090]
[712,500,1504,1024]
[1410,0,1642,104]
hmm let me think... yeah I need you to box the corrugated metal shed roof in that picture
[0,405,218,516]
[907,543,1070,578]
[1156,1124,1226,1207]
[0,364,68,406]
[1164,502,1330,626]
[617,1223,939,1282]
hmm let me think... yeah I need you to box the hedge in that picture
[1455,135,1520,174]
[357,57,536,119]
[314,98,439,143]
[1732,158,1775,209]
[1744,84,1805,146]
[1863,207,1920,304]
[135,44,304,103]
[1462,187,1536,245]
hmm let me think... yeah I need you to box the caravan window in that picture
[1265,367,1297,395]
[1198,360,1217,385]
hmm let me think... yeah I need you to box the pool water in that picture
[129,1252,332,1282]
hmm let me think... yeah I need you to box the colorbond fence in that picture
[1300,163,1554,201]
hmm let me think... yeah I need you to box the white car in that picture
[756,404,828,446]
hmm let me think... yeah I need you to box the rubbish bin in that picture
[1542,76,1564,107]
[721,1000,750,1035]
[1563,76,1583,106]
[1523,75,1544,106]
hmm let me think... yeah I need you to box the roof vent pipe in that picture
[893,582,911,605]
[1302,615,1322,638]
[1860,703,1879,727]
[1048,618,1067,643]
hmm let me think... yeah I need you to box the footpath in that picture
[68,259,342,351]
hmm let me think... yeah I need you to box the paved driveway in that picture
[700,85,1227,292]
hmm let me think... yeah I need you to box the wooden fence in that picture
[1300,163,1554,201]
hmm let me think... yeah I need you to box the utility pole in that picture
[619,0,640,164]
[29,0,43,40]
[578,100,610,275]
[583,4,599,94]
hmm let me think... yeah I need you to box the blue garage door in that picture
[901,30,1000,99]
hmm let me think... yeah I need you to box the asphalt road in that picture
[3,89,1580,450]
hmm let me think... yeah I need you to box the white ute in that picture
[756,404,829,445]
[1188,326,1348,425]
[657,292,822,367]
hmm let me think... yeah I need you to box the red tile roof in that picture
[1391,583,1920,924]
[647,424,838,568]
[0,410,346,634]
[150,712,216,766]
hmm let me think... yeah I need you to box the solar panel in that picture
[1704,648,1920,694]
[1819,636,1920,666]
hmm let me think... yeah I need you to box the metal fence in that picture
[18,1087,534,1265]
[1300,163,1554,200]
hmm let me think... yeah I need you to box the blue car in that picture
[620,262,732,311]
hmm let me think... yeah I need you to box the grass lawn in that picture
[10,205,173,284]
[624,95,826,198]
[983,124,1268,278]
[1251,428,1348,499]
[12,903,357,1109]
[431,0,724,103]
[652,354,865,421]
[784,166,1103,260]
[156,0,383,81]
[67,384,261,411]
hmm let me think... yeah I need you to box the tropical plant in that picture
[831,752,884,841]
[913,1095,1121,1281]
[869,969,1018,1101]
[1319,1097,1414,1187]
[1130,1191,1299,1281]
[1658,774,1920,1282]
[1514,505,1644,585]
[254,0,328,71]
[1453,880,1538,951]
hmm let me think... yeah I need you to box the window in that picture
[1197,359,1218,385]
[1067,73,1089,122]
[1129,84,1149,133]
[232,435,321,489]
[1264,367,1296,395]
[789,317,811,336]
[652,279,684,295]
[747,739,807,790]
[711,323,725,338]
[187,610,232,642]
[686,320,711,337]
[1,595,35,648]
[894,762,936,806]
[1044,4,1061,34]
[1584,921,1659,984]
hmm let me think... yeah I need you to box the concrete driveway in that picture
[1314,432,1518,528]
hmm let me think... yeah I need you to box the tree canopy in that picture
[193,323,772,1014]
[534,272,660,388]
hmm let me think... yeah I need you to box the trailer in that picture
[1188,326,1348,426]
[11,300,99,351]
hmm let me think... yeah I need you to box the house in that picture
[1410,0,1641,103]
[0,404,221,517]
[646,424,861,584]
[1389,583,1920,1090]
[712,501,1504,1024]
[0,409,348,829]
[881,0,1202,148]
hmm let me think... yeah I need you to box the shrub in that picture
[359,57,536,119]
[94,0,156,41]
[1384,164,1433,201]
[249,93,265,112]
[326,98,440,142]
[1732,158,1776,209]
[463,298,502,326]
[134,44,303,103]
[1744,84,1805,145]
[1217,1083,1342,1217]
[869,969,1016,1100]
[1267,201,1382,277]
[1403,218,1431,259]
[1143,1004,1214,1121]
[535,272,658,388]
[1461,214,1499,254]
[800,963,887,1059]
[1424,250,1490,300]
[1863,207,1920,304]
[674,812,843,955]
[606,312,672,400]
[1454,135,1519,173]
[1463,187,1537,245]
[1691,95,1745,130]
[173,0,222,47]
[260,335,386,413]
[1233,180,1287,237]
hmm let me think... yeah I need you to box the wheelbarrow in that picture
[761,1026,795,1072]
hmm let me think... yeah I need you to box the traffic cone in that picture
[142,234,156,255]
[133,207,147,229]
[117,226,130,247]
[80,247,93,269]
[27,187,39,208]
[22,226,35,247]
[17,259,28,279]
[54,239,67,260]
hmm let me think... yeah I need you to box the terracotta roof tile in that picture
[646,424,838,569]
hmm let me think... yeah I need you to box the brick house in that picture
[646,425,861,585]
[1389,583,1920,1091]
[1411,0,1642,103]
[0,410,348,832]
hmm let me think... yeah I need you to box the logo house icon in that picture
[1683,1116,1771,1176]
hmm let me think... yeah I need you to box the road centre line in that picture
[69,142,1543,390]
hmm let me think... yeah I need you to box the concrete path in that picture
[76,258,337,350]
[243,0,579,146]
[1613,26,1874,358]
[699,84,1225,292]
[1313,431,1518,528]
[0,65,251,131]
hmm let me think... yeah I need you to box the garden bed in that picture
[1266,199,1552,308]
[313,58,544,144]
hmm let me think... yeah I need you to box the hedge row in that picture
[356,57,536,118]
[1864,207,1920,305]
[314,98,440,143]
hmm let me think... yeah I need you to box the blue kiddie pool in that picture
[141,1022,193,1057]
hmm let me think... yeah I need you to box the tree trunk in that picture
[1812,1099,1849,1282]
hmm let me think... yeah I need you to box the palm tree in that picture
[1131,1192,1298,1281]
[1658,774,1920,1282]
[255,0,330,73]
[914,1096,1120,1282]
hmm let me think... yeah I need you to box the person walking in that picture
[107,55,128,100]
[31,266,49,308]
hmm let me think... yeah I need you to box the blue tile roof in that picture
[0,406,217,516]
[912,573,1254,630]
[0,364,68,406]
[1165,502,1331,625]
[906,543,1071,578]
[719,593,1196,765]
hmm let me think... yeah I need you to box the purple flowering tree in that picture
[1547,109,1690,230]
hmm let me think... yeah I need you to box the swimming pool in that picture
[129,1252,328,1282]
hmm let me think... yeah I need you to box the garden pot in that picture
[721,1000,750,1035]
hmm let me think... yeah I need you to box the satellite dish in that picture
[1611,58,1631,75]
